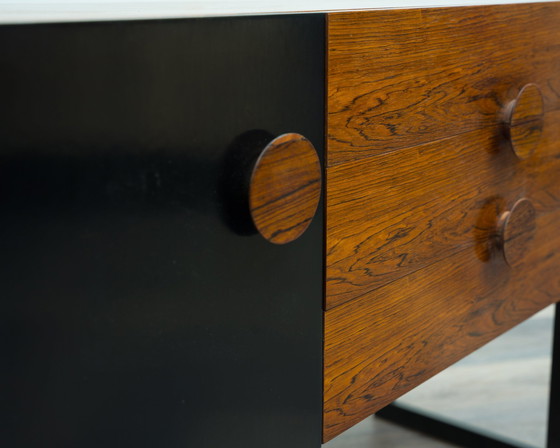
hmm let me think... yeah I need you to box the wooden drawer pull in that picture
[504,83,544,159]
[249,133,321,244]
[497,198,536,267]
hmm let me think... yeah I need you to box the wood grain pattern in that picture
[324,210,560,441]
[327,3,560,167]
[250,133,321,244]
[326,109,560,310]
[324,3,560,441]
[498,198,536,267]
[506,83,545,160]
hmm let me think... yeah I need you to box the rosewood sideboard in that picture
[2,1,560,447]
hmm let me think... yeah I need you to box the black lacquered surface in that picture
[0,16,324,448]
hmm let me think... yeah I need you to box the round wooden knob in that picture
[249,133,321,245]
[497,198,536,267]
[504,83,544,160]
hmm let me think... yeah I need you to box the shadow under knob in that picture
[497,198,536,267]
[504,83,544,160]
[249,133,321,245]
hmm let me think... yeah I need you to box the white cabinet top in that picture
[0,0,556,24]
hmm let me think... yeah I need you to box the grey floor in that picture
[324,305,555,448]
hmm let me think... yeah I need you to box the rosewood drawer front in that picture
[324,3,560,441]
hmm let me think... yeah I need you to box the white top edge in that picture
[0,0,556,25]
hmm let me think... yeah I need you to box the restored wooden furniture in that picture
[324,4,560,441]
[0,15,325,448]
[2,2,560,448]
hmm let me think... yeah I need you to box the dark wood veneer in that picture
[497,197,537,267]
[250,133,321,244]
[324,3,560,442]
[506,83,545,160]
[326,109,560,310]
[324,211,560,441]
[327,3,560,167]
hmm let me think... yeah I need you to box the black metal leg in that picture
[547,302,560,448]
[376,403,536,448]
[378,304,560,448]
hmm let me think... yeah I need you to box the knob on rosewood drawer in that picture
[249,133,321,244]
[504,83,544,160]
[497,198,536,267]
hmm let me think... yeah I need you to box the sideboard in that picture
[2,1,560,447]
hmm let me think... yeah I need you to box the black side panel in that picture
[0,16,324,448]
